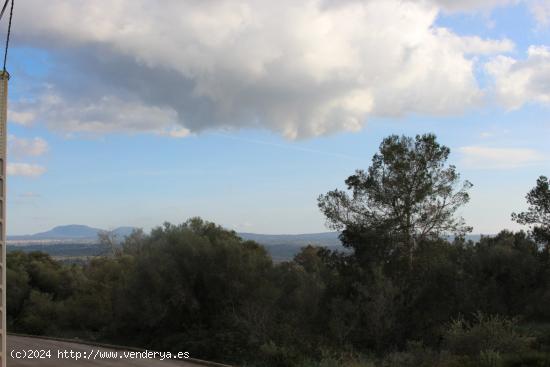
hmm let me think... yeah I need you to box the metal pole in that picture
[0,70,8,367]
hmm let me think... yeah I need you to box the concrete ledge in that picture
[8,332,234,367]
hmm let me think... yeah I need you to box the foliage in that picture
[12,225,550,366]
[6,135,550,366]
[318,133,472,266]
[512,175,550,248]
[444,312,534,356]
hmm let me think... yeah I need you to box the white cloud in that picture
[8,110,36,125]
[479,128,511,138]
[13,92,181,137]
[8,135,49,158]
[157,127,192,139]
[528,0,550,27]
[11,0,515,139]
[7,163,47,177]
[432,0,518,12]
[452,33,514,55]
[324,0,519,13]
[19,192,41,198]
[486,46,550,109]
[459,146,546,169]
[480,131,494,138]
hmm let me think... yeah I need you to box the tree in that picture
[98,230,120,256]
[512,175,550,249]
[318,134,472,266]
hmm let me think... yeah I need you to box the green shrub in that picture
[479,350,503,367]
[444,312,534,357]
[501,351,550,367]
[18,290,61,335]
[297,357,377,367]
[381,341,438,367]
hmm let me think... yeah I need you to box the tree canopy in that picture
[7,135,550,367]
[512,175,550,248]
[318,133,472,265]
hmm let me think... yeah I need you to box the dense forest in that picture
[8,134,550,366]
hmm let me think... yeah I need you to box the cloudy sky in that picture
[6,0,550,235]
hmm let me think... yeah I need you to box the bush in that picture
[479,350,503,367]
[379,341,441,367]
[501,351,550,367]
[444,312,534,357]
[18,290,61,335]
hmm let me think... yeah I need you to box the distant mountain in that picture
[446,234,485,243]
[8,225,138,242]
[238,232,341,247]
[8,225,489,262]
[239,232,489,262]
[11,225,487,245]
[237,232,487,248]
[112,226,138,238]
[237,232,342,261]
[37,224,102,239]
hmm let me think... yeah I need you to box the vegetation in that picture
[8,134,550,366]
[512,175,550,249]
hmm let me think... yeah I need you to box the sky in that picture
[5,0,550,235]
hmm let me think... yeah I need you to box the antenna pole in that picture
[0,69,8,367]
[0,1,12,365]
